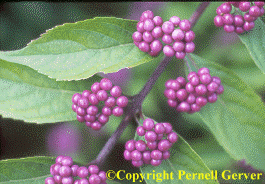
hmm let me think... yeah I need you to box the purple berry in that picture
[91,121,102,131]
[185,30,195,42]
[249,6,261,17]
[216,7,223,16]
[84,114,96,122]
[144,19,155,31]
[208,93,218,103]
[116,96,128,107]
[234,15,244,27]
[134,41,139,47]
[96,90,108,101]
[45,177,55,184]
[211,76,221,85]
[141,10,154,21]
[88,165,99,174]
[176,89,188,101]
[79,178,89,184]
[98,114,109,124]
[207,81,219,92]
[150,40,163,53]
[143,150,151,161]
[175,51,186,59]
[71,165,79,177]
[176,77,187,87]
[86,105,98,116]
[185,83,194,93]
[59,166,72,177]
[143,31,154,43]
[153,16,163,26]
[195,84,207,96]
[198,68,210,76]
[77,115,85,122]
[167,99,178,107]
[88,94,99,105]
[51,164,61,175]
[162,151,170,160]
[176,101,191,112]
[147,141,158,150]
[179,19,191,31]
[152,26,163,39]
[137,126,146,136]
[220,3,232,14]
[132,160,143,167]
[187,71,197,81]
[72,93,82,105]
[162,122,172,134]
[162,21,175,34]
[143,118,155,130]
[222,14,234,25]
[112,106,123,117]
[224,24,235,33]
[91,82,100,93]
[137,21,145,33]
[124,150,131,160]
[167,132,178,143]
[186,93,196,104]
[125,140,135,151]
[145,131,157,142]
[243,21,255,31]
[76,106,86,116]
[162,34,173,44]
[99,171,107,182]
[158,139,171,152]
[200,73,212,85]
[216,85,224,95]
[190,75,200,86]
[191,103,201,112]
[154,123,166,134]
[102,106,112,116]
[132,31,143,42]
[244,13,256,22]
[151,150,163,160]
[151,159,162,166]
[260,7,264,16]
[61,156,73,166]
[135,140,147,152]
[89,174,101,184]
[239,2,251,12]
[157,133,164,140]
[185,42,195,53]
[235,27,245,34]
[72,104,77,112]
[85,121,92,127]
[163,45,175,57]
[214,15,224,27]
[148,50,160,57]
[62,177,74,184]
[56,155,64,164]
[138,41,150,52]
[131,150,142,161]
[255,1,265,7]
[105,96,116,108]
[172,41,185,52]
[77,166,89,178]
[172,29,185,41]
[164,89,176,99]
[169,16,181,26]
[196,96,208,107]
[170,80,181,91]
[53,175,62,184]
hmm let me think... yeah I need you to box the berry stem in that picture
[189,2,211,29]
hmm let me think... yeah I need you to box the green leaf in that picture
[0,156,54,183]
[135,116,219,184]
[185,53,265,172]
[0,59,101,123]
[0,17,161,81]
[238,18,265,74]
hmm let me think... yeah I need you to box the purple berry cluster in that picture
[164,68,224,113]
[45,155,107,184]
[124,119,178,167]
[214,1,264,34]
[132,10,195,59]
[72,78,128,131]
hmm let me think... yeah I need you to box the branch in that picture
[189,2,211,29]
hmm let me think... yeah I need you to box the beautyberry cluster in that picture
[132,10,195,59]
[124,119,178,167]
[214,2,265,34]
[72,78,128,130]
[45,155,107,184]
[164,68,224,113]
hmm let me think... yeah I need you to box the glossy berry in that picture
[137,21,145,33]
[112,106,123,117]
[153,16,163,26]
[88,165,100,174]
[152,26,163,39]
[179,19,191,31]
[162,34,173,44]
[222,14,234,25]
[137,126,146,136]
[132,31,143,42]
[150,40,163,53]
[135,140,147,152]
[77,166,89,178]
[249,6,261,17]
[220,3,232,14]
[185,42,195,53]
[89,174,101,184]
[71,165,79,177]
[145,131,157,142]
[172,29,185,41]
[105,96,116,108]
[131,150,142,161]
[172,41,185,52]
[72,93,82,105]
[185,30,195,42]
[143,118,155,130]
[62,177,74,184]
[158,139,171,152]
[138,41,150,52]
[151,150,163,160]
[154,123,166,134]
[91,121,102,131]
[243,21,255,31]
[169,16,181,26]
[163,45,175,57]
[143,31,154,43]
[234,15,244,27]
[214,15,224,27]
[162,21,175,34]
[91,82,100,93]
[176,101,191,112]
[175,52,186,59]
[239,2,251,12]
[45,177,55,184]
[144,19,155,31]
[141,10,154,21]
[125,140,136,151]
